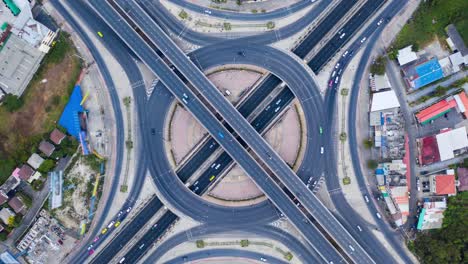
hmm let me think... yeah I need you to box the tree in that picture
[363,138,373,149]
[196,240,205,248]
[370,56,386,75]
[7,216,14,227]
[38,159,55,173]
[240,239,249,247]
[0,232,7,241]
[367,160,378,170]
[2,94,24,112]
[433,85,446,97]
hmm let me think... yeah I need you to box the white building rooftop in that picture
[436,127,468,161]
[371,90,400,112]
[397,45,418,66]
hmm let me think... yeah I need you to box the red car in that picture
[328,80,333,87]
[88,249,95,255]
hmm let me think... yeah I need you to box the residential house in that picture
[38,140,55,157]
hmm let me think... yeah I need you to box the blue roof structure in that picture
[58,85,84,139]
[412,58,444,89]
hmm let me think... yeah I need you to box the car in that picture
[360,37,367,43]
[335,63,340,69]
[313,180,318,186]
[376,212,382,219]
[320,147,324,154]
[276,99,282,105]
[139,244,145,249]
[101,228,108,234]
[377,18,384,26]
[334,76,339,84]
[328,80,334,87]
[87,245,93,251]
[338,68,343,75]
[260,257,267,262]
[183,93,188,98]
[357,225,362,232]
[319,126,323,134]
[152,223,158,229]
[339,33,346,39]
[342,50,349,57]
[274,107,281,113]
[182,98,188,104]
[211,163,216,168]
[218,132,224,139]
[126,206,132,213]
[210,175,216,181]
[151,128,156,135]
[194,186,199,191]
[118,210,123,217]
[331,70,336,77]
[265,105,271,111]
[97,31,103,38]
[88,249,95,255]
[225,89,231,95]
[349,245,355,251]
[107,221,115,229]
[209,143,215,149]
[364,195,369,203]
[93,236,100,243]
[194,181,199,186]
[215,164,221,170]
[114,221,121,227]
[237,51,245,56]
[119,257,125,264]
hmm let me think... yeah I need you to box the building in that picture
[0,174,20,194]
[18,164,34,181]
[446,24,468,56]
[49,128,66,145]
[415,91,468,124]
[0,34,44,96]
[38,140,55,157]
[0,251,20,264]
[0,208,15,225]
[418,127,468,165]
[27,153,44,170]
[434,174,456,196]
[49,171,63,210]
[403,58,445,90]
[449,52,465,72]
[397,45,418,66]
[370,90,400,126]
[436,127,468,161]
[456,167,468,191]
[417,197,447,230]
[0,192,8,205]
[8,196,26,215]
[370,74,391,92]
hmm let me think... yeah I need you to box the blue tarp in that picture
[413,58,444,89]
[58,85,84,139]
[375,168,384,175]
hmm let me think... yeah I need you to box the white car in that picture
[377,18,384,26]
[107,221,115,229]
[274,107,281,113]
[215,164,221,170]
[364,195,369,203]
[342,50,349,57]
[260,257,267,262]
[331,70,336,77]
[340,33,346,39]
[349,245,355,252]
[360,37,367,43]
[357,225,362,232]
[376,212,382,219]
[320,147,324,154]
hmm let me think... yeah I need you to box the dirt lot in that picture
[53,156,95,230]
[0,33,82,182]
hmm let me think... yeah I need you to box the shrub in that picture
[240,239,249,247]
[196,240,205,248]
[363,138,373,149]
[2,94,24,112]
[367,160,378,170]
[38,159,55,173]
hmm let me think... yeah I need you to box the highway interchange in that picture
[52,0,415,263]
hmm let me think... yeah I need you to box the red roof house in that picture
[435,175,456,195]
[8,196,26,214]
[18,165,35,181]
[50,129,66,145]
[39,140,55,157]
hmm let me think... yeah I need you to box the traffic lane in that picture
[165,249,288,264]
[142,224,324,264]
[293,0,358,58]
[114,212,178,264]
[309,0,386,72]
[167,0,312,21]
[90,197,163,263]
[138,0,332,46]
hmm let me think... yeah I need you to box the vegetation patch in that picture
[393,0,468,49]
[0,32,82,184]
[411,192,467,263]
[370,56,386,75]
